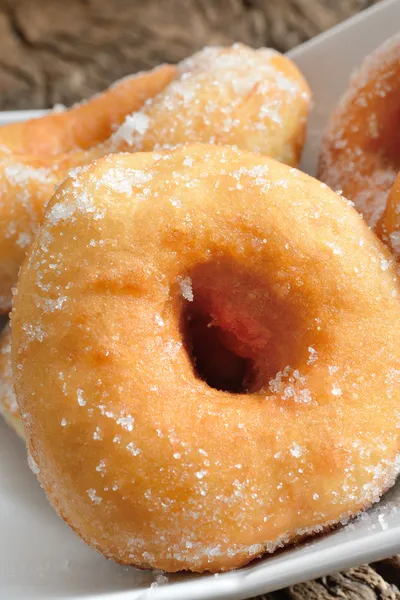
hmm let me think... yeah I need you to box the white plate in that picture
[1,1,400,598]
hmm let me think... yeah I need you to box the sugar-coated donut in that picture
[0,44,311,313]
[0,150,100,313]
[12,145,400,573]
[0,324,23,439]
[318,34,400,228]
[0,66,176,157]
[376,173,400,259]
[110,44,311,166]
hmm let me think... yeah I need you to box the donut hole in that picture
[182,302,257,394]
[179,260,307,395]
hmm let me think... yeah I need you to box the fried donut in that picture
[12,145,400,573]
[0,324,23,439]
[0,150,102,313]
[0,65,176,157]
[376,173,400,259]
[0,44,311,313]
[110,44,311,166]
[318,34,400,228]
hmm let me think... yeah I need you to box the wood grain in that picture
[0,0,382,109]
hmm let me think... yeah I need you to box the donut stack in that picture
[1,42,399,573]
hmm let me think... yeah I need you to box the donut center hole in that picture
[182,302,256,394]
[179,260,318,396]
[179,260,290,395]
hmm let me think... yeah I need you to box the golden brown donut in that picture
[12,145,400,573]
[0,324,23,439]
[110,44,311,166]
[0,65,176,157]
[0,148,105,313]
[0,44,311,314]
[376,173,400,259]
[318,34,400,228]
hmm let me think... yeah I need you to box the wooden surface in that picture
[0,0,398,598]
[0,0,383,109]
[251,559,400,599]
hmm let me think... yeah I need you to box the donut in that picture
[0,44,311,313]
[12,145,400,573]
[0,150,99,313]
[318,34,400,228]
[376,173,400,259]
[110,44,311,166]
[0,324,23,439]
[0,65,176,157]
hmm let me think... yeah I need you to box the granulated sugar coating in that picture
[111,44,311,166]
[0,63,174,313]
[318,33,400,229]
[0,65,175,157]
[12,145,400,573]
[0,324,24,439]
[0,151,79,313]
[0,44,310,314]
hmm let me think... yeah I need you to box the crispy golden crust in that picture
[0,44,311,313]
[12,145,400,573]
[0,324,23,439]
[0,66,176,157]
[318,34,400,228]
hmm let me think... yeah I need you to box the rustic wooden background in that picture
[0,0,383,109]
[0,0,398,598]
